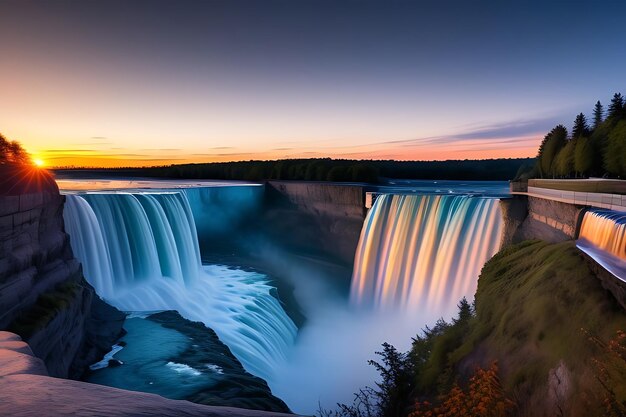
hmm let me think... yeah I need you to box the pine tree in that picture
[537,125,568,177]
[554,140,575,177]
[593,101,604,129]
[608,93,624,119]
[604,120,626,177]
[454,297,473,325]
[574,137,593,176]
[572,113,590,139]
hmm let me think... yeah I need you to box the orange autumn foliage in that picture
[410,362,515,417]
[584,329,626,417]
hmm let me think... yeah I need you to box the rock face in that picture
[263,181,366,266]
[498,196,528,247]
[582,251,626,310]
[0,331,293,417]
[0,166,125,379]
[500,195,585,246]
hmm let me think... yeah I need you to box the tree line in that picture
[534,92,626,179]
[102,157,532,183]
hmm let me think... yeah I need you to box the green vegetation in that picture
[9,281,81,339]
[325,241,626,416]
[61,158,532,183]
[0,133,30,165]
[533,92,626,179]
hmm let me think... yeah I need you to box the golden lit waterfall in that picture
[350,194,503,313]
[577,210,626,281]
[578,210,626,260]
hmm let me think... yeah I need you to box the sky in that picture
[0,0,625,168]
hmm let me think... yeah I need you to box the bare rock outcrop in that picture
[0,331,292,417]
[0,166,125,378]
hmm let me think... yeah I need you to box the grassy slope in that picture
[449,240,626,416]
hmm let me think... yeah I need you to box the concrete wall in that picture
[525,185,626,212]
[500,195,586,246]
[501,192,626,311]
[263,181,366,267]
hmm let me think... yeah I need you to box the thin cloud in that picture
[140,148,183,152]
[370,116,559,148]
[43,149,99,153]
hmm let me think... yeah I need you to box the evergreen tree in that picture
[454,297,473,325]
[537,125,568,177]
[368,342,413,417]
[554,140,575,177]
[604,120,626,177]
[608,93,624,119]
[572,113,590,139]
[593,101,604,129]
[574,137,593,176]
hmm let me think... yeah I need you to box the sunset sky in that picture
[1,1,625,168]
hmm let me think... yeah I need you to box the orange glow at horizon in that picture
[25,134,541,169]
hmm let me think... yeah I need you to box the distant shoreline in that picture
[51,157,534,183]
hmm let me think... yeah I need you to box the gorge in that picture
[1,171,625,416]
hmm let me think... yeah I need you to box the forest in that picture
[63,158,533,183]
[532,92,626,179]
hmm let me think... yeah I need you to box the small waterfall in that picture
[63,190,296,382]
[577,209,626,280]
[351,194,503,314]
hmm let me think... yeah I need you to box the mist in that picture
[254,243,453,415]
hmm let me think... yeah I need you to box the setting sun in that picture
[0,2,625,417]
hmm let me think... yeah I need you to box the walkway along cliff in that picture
[501,179,626,309]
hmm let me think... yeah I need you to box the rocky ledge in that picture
[0,165,125,378]
[0,331,293,417]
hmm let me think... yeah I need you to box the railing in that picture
[509,180,528,193]
[511,179,626,212]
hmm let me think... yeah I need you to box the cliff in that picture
[263,181,366,266]
[0,331,292,417]
[397,240,626,417]
[0,165,124,378]
[467,241,626,416]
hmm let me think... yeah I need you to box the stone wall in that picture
[581,252,626,311]
[500,195,586,245]
[0,166,124,378]
[263,181,366,266]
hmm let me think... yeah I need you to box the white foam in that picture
[166,362,202,376]
[89,344,125,371]
[205,364,224,375]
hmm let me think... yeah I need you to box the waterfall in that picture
[577,209,626,281]
[351,194,503,314]
[63,190,296,382]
